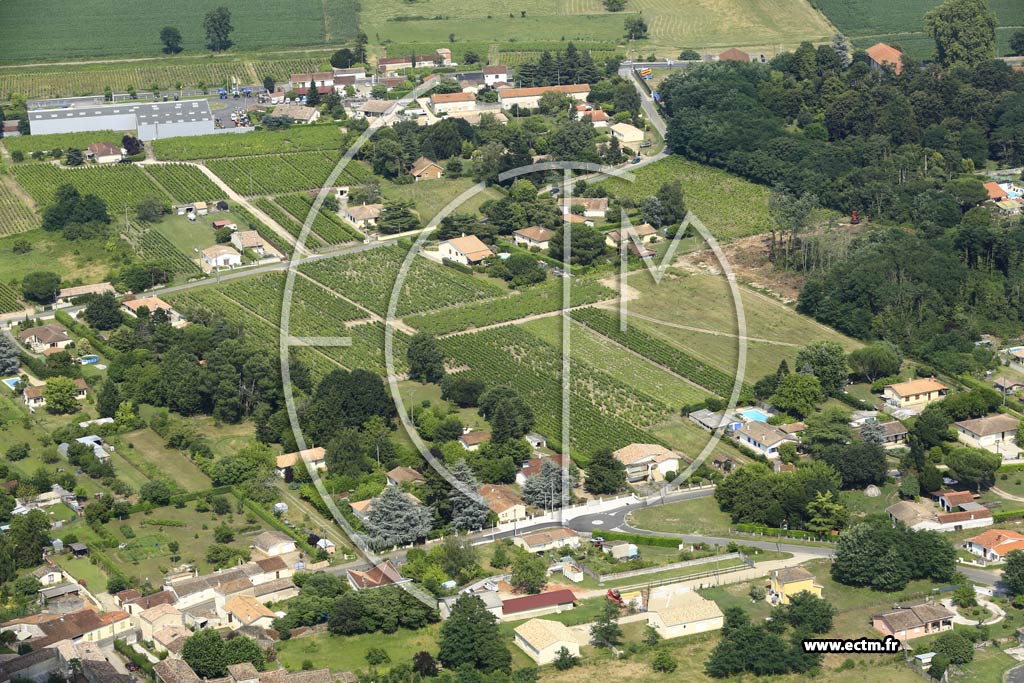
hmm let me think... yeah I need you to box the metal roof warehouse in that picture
[29,100,217,141]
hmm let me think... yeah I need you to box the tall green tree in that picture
[203,7,234,51]
[160,26,183,54]
[407,332,445,383]
[795,341,848,395]
[584,448,626,494]
[1004,550,1024,596]
[925,0,997,67]
[590,599,623,647]
[363,485,433,549]
[769,373,823,418]
[438,595,512,673]
[44,376,80,414]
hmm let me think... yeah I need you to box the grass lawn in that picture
[53,554,109,592]
[600,156,773,240]
[840,482,901,522]
[152,213,221,258]
[647,415,747,464]
[0,229,129,288]
[276,625,442,674]
[625,271,861,381]
[953,648,1021,683]
[119,428,212,492]
[380,176,503,223]
[627,493,734,536]
[522,316,712,409]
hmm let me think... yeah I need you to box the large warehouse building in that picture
[29,100,216,140]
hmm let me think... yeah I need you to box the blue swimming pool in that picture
[740,408,770,422]
[1,378,19,391]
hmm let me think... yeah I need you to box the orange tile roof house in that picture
[934,489,974,512]
[873,602,953,642]
[479,484,527,522]
[612,443,684,483]
[224,594,276,629]
[458,429,492,450]
[274,447,326,480]
[865,43,904,74]
[386,466,425,486]
[87,141,122,163]
[512,527,580,554]
[882,378,948,410]
[346,560,408,590]
[964,529,1024,562]
[410,156,444,181]
[605,224,657,248]
[559,196,608,218]
[440,235,492,265]
[499,84,590,109]
[512,226,555,250]
[984,181,1008,202]
[23,377,88,409]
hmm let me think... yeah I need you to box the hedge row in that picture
[597,530,681,548]
[993,509,1024,523]
[733,523,827,541]
[54,310,120,360]
[114,638,155,680]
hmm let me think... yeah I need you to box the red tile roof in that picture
[502,589,576,615]
[865,43,904,74]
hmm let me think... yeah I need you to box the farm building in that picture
[886,499,992,533]
[271,103,321,124]
[440,235,492,265]
[501,589,576,621]
[514,619,581,665]
[29,100,216,141]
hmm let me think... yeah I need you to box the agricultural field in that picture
[0,57,327,100]
[0,282,23,314]
[442,325,664,457]
[123,222,202,275]
[0,0,357,63]
[570,306,747,398]
[144,164,225,203]
[300,246,508,317]
[13,164,168,211]
[523,315,712,408]
[0,176,39,235]
[206,153,374,196]
[153,125,347,161]
[251,197,323,249]
[623,271,861,381]
[273,193,361,244]
[600,155,772,240]
[813,0,1024,58]
[404,277,614,335]
[2,131,123,157]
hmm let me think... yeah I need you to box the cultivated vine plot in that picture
[252,197,324,249]
[443,326,660,457]
[144,164,224,204]
[206,152,375,196]
[214,271,367,333]
[153,125,344,161]
[14,164,168,209]
[317,321,410,375]
[0,282,24,313]
[273,193,360,245]
[570,307,748,398]
[405,278,615,335]
[0,179,39,235]
[125,223,200,275]
[300,246,506,317]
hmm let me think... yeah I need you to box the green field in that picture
[0,228,130,286]
[0,0,358,63]
[623,271,861,381]
[0,57,327,100]
[600,156,772,240]
[277,625,443,674]
[153,125,347,161]
[381,176,504,224]
[2,131,124,157]
[812,0,1024,58]
[364,0,834,60]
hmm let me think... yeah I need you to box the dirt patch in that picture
[675,234,808,303]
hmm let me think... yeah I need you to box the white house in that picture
[86,142,122,164]
[609,122,645,150]
[231,230,268,257]
[251,531,297,558]
[612,443,683,482]
[512,226,554,251]
[513,528,581,554]
[646,587,724,640]
[342,203,383,229]
[734,422,797,458]
[440,235,492,265]
[275,447,326,479]
[201,245,242,269]
[479,484,527,523]
[514,619,581,665]
[17,323,72,354]
[955,414,1020,455]
[886,500,993,533]
[428,92,478,115]
[963,529,1024,562]
[224,595,276,630]
[559,196,608,218]
[483,65,510,86]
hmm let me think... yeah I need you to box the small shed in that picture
[69,542,89,557]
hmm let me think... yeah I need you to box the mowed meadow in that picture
[0,0,358,63]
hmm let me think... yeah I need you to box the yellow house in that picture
[769,567,822,605]
[882,378,948,410]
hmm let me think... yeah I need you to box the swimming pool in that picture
[1,377,19,391]
[740,408,770,422]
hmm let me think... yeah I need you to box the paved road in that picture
[620,65,668,139]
